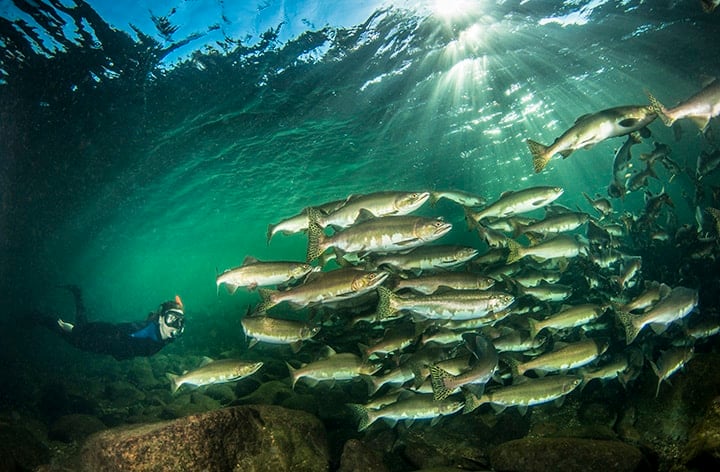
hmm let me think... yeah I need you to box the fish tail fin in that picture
[428,192,440,207]
[647,161,659,180]
[527,139,551,173]
[375,286,397,320]
[429,365,454,401]
[702,0,719,13]
[361,374,382,396]
[707,207,720,236]
[527,317,540,340]
[464,207,480,231]
[525,231,542,246]
[506,239,523,264]
[503,355,521,377]
[306,207,326,262]
[357,343,371,364]
[266,223,275,245]
[616,310,640,345]
[166,373,181,394]
[510,219,523,238]
[463,391,484,414]
[649,360,662,398]
[346,404,372,431]
[285,362,300,389]
[257,288,277,312]
[646,91,674,126]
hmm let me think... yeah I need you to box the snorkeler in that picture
[37,284,185,360]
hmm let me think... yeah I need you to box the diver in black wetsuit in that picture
[40,285,185,360]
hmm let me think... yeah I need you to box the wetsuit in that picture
[47,286,174,360]
[60,320,169,360]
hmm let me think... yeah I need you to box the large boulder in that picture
[104,380,146,407]
[683,395,720,469]
[49,414,106,442]
[490,437,650,472]
[0,422,50,471]
[78,405,328,472]
[337,438,388,472]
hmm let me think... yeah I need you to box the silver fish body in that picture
[697,149,720,180]
[648,79,720,131]
[650,346,694,397]
[315,191,430,229]
[429,190,486,207]
[167,359,263,394]
[308,213,452,262]
[429,336,499,400]
[241,315,320,352]
[394,272,496,295]
[287,351,382,388]
[506,234,586,264]
[349,392,463,431]
[267,198,346,242]
[516,212,589,237]
[376,286,515,321]
[464,375,582,414]
[258,268,389,311]
[370,245,478,272]
[511,339,609,376]
[617,286,699,344]
[216,257,315,294]
[621,281,671,313]
[608,133,642,198]
[527,304,605,338]
[527,105,656,172]
[466,186,565,222]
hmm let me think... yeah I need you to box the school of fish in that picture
[177,79,720,432]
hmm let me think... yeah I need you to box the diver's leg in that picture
[27,309,74,333]
[58,284,87,325]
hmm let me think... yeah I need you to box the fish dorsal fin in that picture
[318,345,337,359]
[464,383,487,398]
[575,114,591,124]
[199,356,215,367]
[242,256,260,265]
[650,323,669,335]
[699,74,717,88]
[690,116,711,131]
[355,208,377,223]
[304,270,325,283]
[499,190,515,199]
[397,389,417,401]
[510,376,530,386]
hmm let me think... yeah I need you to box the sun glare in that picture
[431,0,483,19]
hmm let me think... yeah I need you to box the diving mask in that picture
[161,308,185,338]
